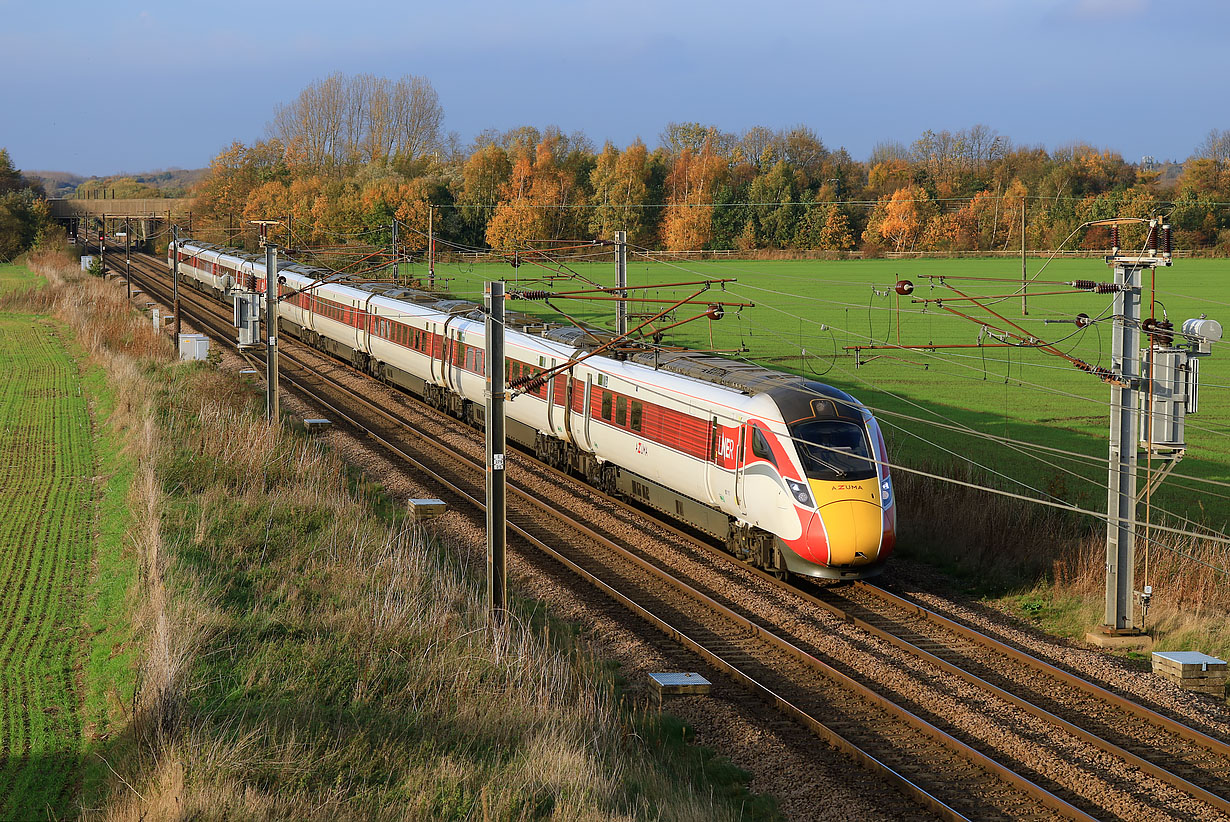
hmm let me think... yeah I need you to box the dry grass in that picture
[19,250,768,820]
[896,460,1230,657]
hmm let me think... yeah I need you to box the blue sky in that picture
[3,0,1227,176]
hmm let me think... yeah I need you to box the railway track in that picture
[112,251,1230,821]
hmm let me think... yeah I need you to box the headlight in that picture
[880,478,893,509]
[785,478,812,507]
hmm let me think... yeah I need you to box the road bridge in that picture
[48,198,196,249]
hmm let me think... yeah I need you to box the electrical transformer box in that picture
[178,333,209,362]
[1139,348,1188,451]
[234,293,262,348]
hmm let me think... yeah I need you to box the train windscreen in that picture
[790,419,877,481]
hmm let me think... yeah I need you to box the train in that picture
[169,240,897,580]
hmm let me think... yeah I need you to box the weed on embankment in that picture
[20,251,775,820]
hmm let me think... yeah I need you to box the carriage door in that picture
[733,424,747,510]
[704,417,720,503]
[581,375,595,451]
[706,417,741,511]
[561,370,576,446]
[546,358,557,434]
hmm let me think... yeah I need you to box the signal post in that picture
[485,280,507,625]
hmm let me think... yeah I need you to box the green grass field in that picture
[0,309,95,817]
[0,262,40,296]
[0,262,138,819]
[420,255,1230,534]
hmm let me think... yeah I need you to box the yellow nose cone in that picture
[817,500,882,565]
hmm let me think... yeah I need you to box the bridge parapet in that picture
[47,198,195,218]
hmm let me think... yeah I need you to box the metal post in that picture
[428,207,435,289]
[172,225,181,340]
[485,280,507,623]
[124,217,131,303]
[266,244,279,424]
[391,220,398,283]
[1104,262,1142,633]
[1021,202,1028,316]
[615,230,628,337]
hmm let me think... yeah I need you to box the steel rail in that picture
[853,580,1230,759]
[117,251,1097,821]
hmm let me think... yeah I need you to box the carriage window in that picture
[630,401,642,432]
[752,427,777,466]
[601,392,612,420]
[615,396,627,426]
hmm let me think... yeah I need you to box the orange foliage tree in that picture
[660,142,727,251]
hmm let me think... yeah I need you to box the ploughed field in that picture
[432,256,1230,529]
[0,275,95,818]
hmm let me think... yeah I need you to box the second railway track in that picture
[113,250,1230,821]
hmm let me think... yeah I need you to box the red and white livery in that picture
[172,240,897,579]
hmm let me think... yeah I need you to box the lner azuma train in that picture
[171,240,897,580]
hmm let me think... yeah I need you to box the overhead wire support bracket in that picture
[508,285,734,397]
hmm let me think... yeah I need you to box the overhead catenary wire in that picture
[715,312,1230,534]
[172,224,1230,568]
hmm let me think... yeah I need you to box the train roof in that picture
[179,240,853,403]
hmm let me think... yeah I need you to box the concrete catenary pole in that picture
[428,207,435,289]
[1021,203,1028,316]
[266,243,280,423]
[615,230,628,337]
[100,214,108,285]
[1104,259,1142,632]
[172,225,181,340]
[485,280,507,623]
[391,220,398,283]
[124,216,131,302]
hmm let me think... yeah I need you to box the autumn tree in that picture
[1195,129,1230,163]
[589,140,652,244]
[458,142,512,244]
[660,141,728,250]
[781,125,828,187]
[797,195,854,251]
[660,122,734,156]
[485,136,583,250]
[878,185,934,252]
[195,139,288,220]
[271,73,443,171]
[738,126,780,167]
[866,158,913,198]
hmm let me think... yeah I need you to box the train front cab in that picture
[768,385,896,580]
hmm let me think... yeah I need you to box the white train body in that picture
[170,241,896,579]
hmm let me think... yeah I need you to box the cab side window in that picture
[752,427,777,466]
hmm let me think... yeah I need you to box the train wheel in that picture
[770,545,791,582]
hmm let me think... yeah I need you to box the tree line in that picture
[180,74,1230,256]
[0,149,52,261]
